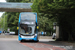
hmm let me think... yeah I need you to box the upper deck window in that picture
[21,13,36,21]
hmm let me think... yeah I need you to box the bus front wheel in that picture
[35,40,39,42]
[20,40,23,42]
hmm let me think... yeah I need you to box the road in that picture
[0,38,32,50]
[0,34,74,50]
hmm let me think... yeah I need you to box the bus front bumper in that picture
[18,35,38,41]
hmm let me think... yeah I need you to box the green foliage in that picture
[0,13,8,30]
[0,17,3,30]
[38,13,56,35]
[38,14,49,31]
[32,0,75,41]
[31,0,57,34]
[4,12,20,34]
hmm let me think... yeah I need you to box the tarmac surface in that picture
[0,33,75,50]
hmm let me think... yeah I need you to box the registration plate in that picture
[25,39,30,40]
[22,36,31,38]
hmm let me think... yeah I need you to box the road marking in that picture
[49,48,53,50]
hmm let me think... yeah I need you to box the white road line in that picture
[49,48,53,50]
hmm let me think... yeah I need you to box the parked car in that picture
[38,32,46,36]
[3,30,6,33]
[9,31,15,35]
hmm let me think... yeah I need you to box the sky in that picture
[0,0,6,17]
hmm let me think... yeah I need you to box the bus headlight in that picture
[19,34,21,37]
[34,34,37,36]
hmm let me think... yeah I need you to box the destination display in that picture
[21,22,35,24]
[21,13,36,20]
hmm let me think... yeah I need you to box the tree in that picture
[31,0,75,41]
[31,0,57,35]
[0,13,8,31]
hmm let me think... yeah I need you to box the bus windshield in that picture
[19,25,35,35]
[19,13,36,35]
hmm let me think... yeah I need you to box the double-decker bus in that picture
[18,12,39,42]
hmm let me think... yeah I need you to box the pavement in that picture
[41,41,75,50]
[0,33,18,38]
